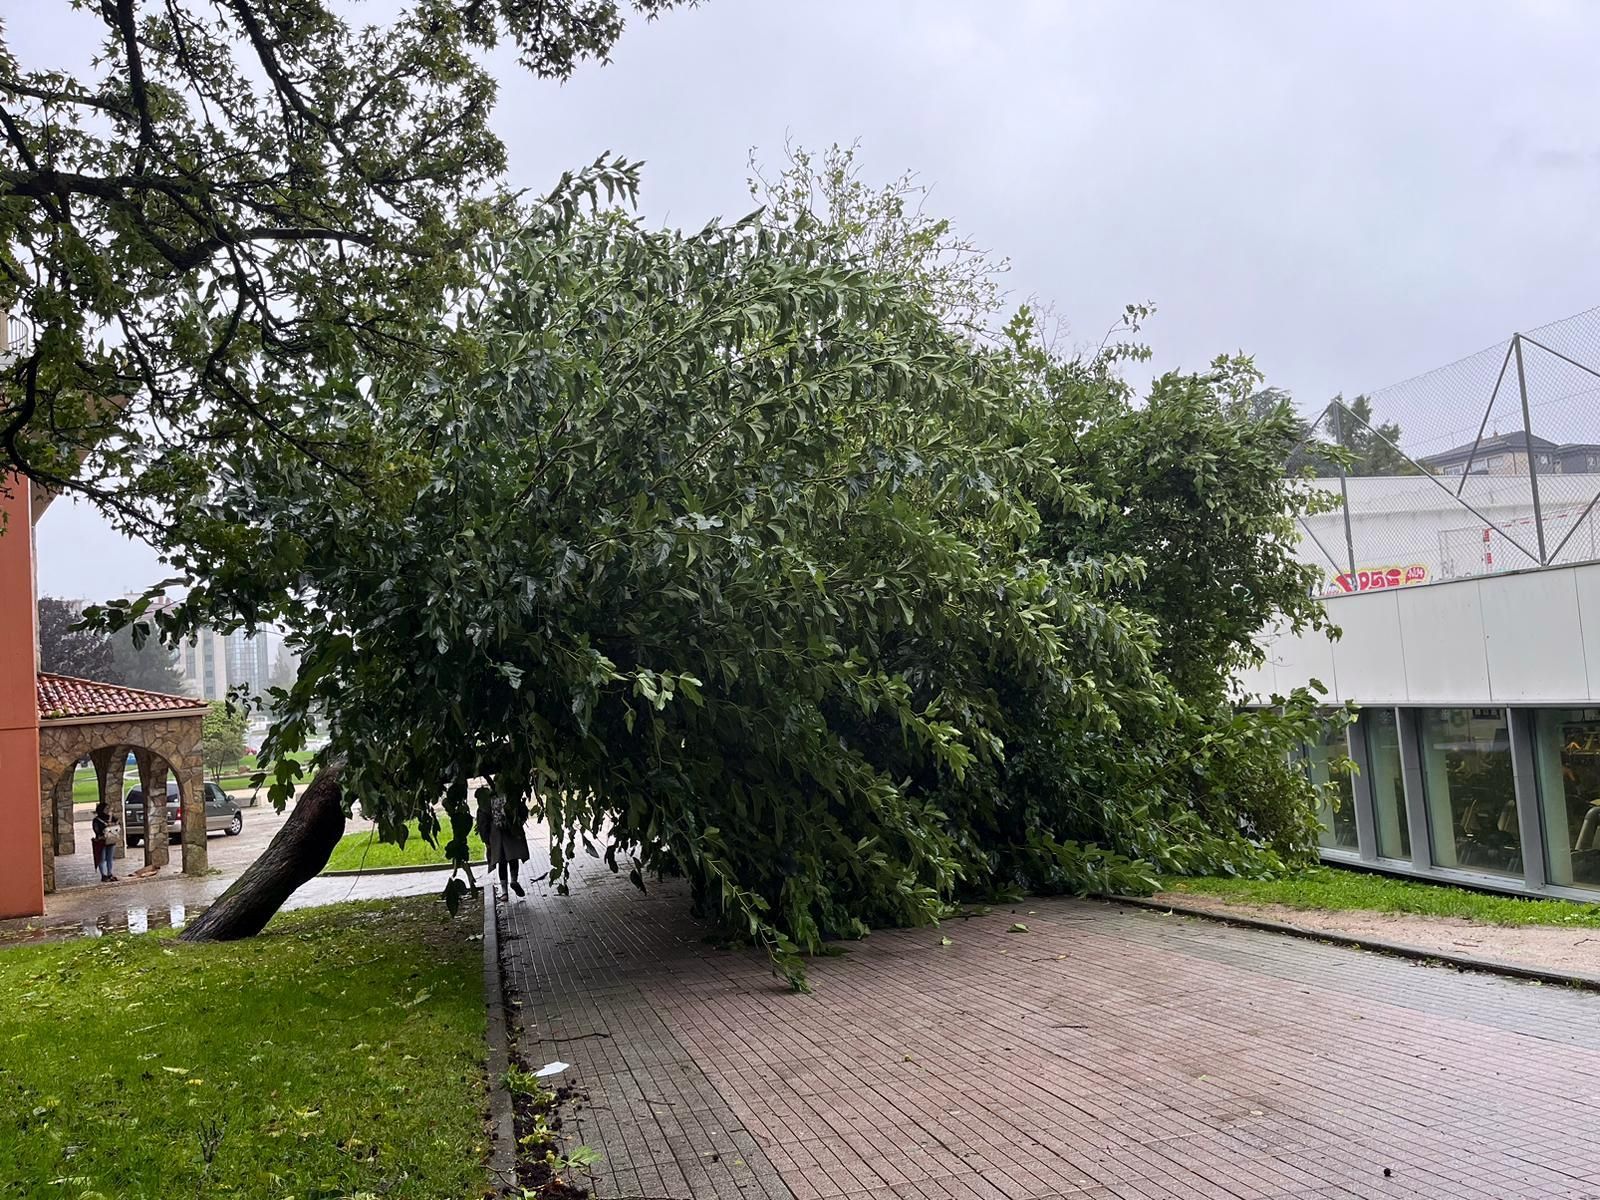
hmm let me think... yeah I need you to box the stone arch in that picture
[37,713,205,893]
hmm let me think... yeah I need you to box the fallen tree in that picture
[145,208,1330,981]
[179,766,345,942]
[4,0,1342,974]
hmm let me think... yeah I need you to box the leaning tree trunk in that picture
[179,765,346,942]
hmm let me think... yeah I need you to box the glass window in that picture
[1305,720,1358,851]
[1364,708,1408,860]
[1420,707,1520,877]
[1530,710,1600,889]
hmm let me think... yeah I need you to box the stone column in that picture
[178,762,207,876]
[93,746,128,863]
[143,757,171,869]
[39,768,57,894]
[52,770,75,856]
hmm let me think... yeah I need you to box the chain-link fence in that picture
[1293,305,1600,597]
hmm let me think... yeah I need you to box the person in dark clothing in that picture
[90,801,118,882]
[475,785,530,899]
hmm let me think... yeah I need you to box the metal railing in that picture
[1291,306,1600,597]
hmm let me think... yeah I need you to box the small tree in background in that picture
[748,140,1010,339]
[268,643,298,693]
[39,597,187,693]
[108,627,186,694]
[202,703,249,781]
[37,598,115,680]
[1330,394,1411,476]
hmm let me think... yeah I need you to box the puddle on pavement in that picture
[0,903,205,947]
[95,903,191,937]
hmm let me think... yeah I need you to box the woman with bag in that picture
[475,784,529,899]
[91,801,120,882]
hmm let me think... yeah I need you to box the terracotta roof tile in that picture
[36,672,208,721]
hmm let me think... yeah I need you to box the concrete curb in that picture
[482,891,519,1197]
[1107,894,1600,993]
[319,859,486,878]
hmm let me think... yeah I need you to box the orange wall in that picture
[0,474,43,918]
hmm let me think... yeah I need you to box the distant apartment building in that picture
[177,629,229,700]
[225,629,272,697]
[177,627,273,701]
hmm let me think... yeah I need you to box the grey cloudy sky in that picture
[25,0,1600,598]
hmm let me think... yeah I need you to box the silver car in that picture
[124,780,243,846]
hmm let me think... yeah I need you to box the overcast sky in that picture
[24,0,1600,598]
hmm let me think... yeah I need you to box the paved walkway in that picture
[52,783,325,891]
[0,804,439,946]
[500,855,1600,1200]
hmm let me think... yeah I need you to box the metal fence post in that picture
[1514,334,1549,565]
[1333,401,1357,583]
[1345,713,1378,862]
[1396,709,1432,872]
[1507,709,1547,891]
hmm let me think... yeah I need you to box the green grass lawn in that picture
[211,750,318,794]
[0,897,487,1199]
[323,819,486,873]
[71,770,138,806]
[1166,866,1600,928]
[70,751,319,805]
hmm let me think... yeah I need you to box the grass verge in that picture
[0,896,488,1199]
[1165,866,1600,928]
[70,752,317,805]
[323,819,487,873]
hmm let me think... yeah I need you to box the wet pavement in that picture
[501,854,1600,1200]
[54,785,317,891]
[0,868,463,944]
[0,801,469,946]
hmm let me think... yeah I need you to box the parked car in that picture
[124,780,243,846]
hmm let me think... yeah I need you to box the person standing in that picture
[476,785,529,898]
[90,801,119,882]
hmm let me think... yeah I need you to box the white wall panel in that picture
[1234,623,1283,702]
[1234,659,1277,702]
[1326,591,1408,704]
[1395,582,1491,703]
[1243,563,1600,706]
[1479,570,1588,701]
[1273,617,1339,701]
[1572,563,1600,695]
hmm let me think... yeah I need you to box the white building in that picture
[224,629,272,698]
[1243,473,1600,900]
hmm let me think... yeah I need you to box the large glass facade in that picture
[1284,703,1600,896]
[1419,707,1521,877]
[1364,709,1409,860]
[1530,710,1600,889]
[1306,721,1359,851]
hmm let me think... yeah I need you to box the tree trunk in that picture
[179,765,346,942]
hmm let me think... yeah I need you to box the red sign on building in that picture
[1332,563,1429,593]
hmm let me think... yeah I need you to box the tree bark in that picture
[179,765,346,942]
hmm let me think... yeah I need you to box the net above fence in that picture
[1292,306,1600,597]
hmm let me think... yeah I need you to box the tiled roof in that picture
[36,673,208,721]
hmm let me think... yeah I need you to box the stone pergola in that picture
[37,673,209,892]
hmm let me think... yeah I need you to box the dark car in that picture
[124,780,243,846]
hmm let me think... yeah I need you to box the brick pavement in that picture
[498,854,1600,1200]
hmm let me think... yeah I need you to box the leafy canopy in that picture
[5,0,1343,977]
[0,0,681,524]
[99,195,1338,981]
